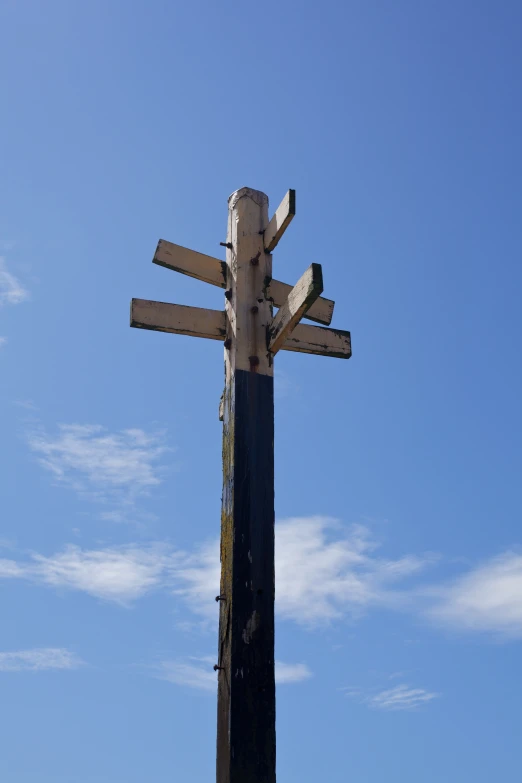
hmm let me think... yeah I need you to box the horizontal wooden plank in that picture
[281,323,352,359]
[152,237,334,325]
[153,240,227,287]
[131,299,350,357]
[130,298,226,340]
[268,264,324,354]
[269,279,334,326]
[263,189,296,253]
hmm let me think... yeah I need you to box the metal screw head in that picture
[251,306,259,314]
[250,251,261,266]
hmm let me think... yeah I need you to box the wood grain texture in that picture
[153,239,227,287]
[268,263,323,354]
[281,322,352,358]
[130,298,225,340]
[263,189,295,252]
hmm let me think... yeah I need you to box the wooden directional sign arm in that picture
[130,298,351,358]
[267,263,323,354]
[130,298,226,340]
[154,240,227,287]
[263,189,295,252]
[283,322,352,358]
[153,239,335,326]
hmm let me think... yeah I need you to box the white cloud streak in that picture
[156,656,217,691]
[275,661,312,683]
[0,336,7,348]
[28,424,170,507]
[0,257,29,305]
[426,552,522,638]
[368,684,439,711]
[2,519,521,642]
[0,648,82,672]
[343,683,439,711]
[0,544,172,605]
[0,519,428,620]
[276,517,425,625]
[32,545,170,603]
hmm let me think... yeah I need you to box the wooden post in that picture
[130,184,352,783]
[217,187,276,783]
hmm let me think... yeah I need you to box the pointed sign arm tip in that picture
[281,322,352,359]
[263,189,295,253]
[268,263,324,355]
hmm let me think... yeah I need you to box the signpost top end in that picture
[228,186,269,210]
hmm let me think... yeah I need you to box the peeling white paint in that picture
[242,610,259,644]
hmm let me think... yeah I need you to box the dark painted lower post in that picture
[217,188,276,783]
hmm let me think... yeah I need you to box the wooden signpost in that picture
[130,187,351,782]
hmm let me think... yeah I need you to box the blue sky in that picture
[1,1,521,780]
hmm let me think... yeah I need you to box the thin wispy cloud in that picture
[155,656,218,691]
[343,683,439,711]
[0,336,7,348]
[0,544,172,605]
[173,539,221,621]
[0,257,29,305]
[2,521,520,642]
[0,648,83,672]
[28,424,171,509]
[425,552,522,638]
[368,684,439,711]
[274,370,299,400]
[276,517,426,625]
[0,519,429,620]
[275,661,312,683]
[14,399,38,410]
[0,558,26,578]
[155,657,312,691]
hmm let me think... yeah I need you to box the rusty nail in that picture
[213,664,224,671]
[220,242,232,249]
[215,594,226,602]
[249,355,260,367]
[250,251,261,266]
[224,289,232,301]
[224,338,232,350]
[251,306,258,314]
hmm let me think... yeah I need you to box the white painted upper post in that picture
[224,188,273,377]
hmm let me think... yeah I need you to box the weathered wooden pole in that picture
[130,184,352,783]
[217,187,276,783]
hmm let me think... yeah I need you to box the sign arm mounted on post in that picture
[130,187,352,783]
[267,262,323,354]
[152,237,335,326]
